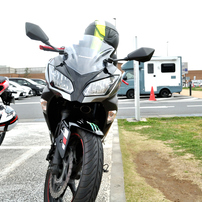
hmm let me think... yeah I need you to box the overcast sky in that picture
[0,0,202,71]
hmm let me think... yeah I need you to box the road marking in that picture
[0,146,49,150]
[118,97,201,103]
[13,102,40,105]
[119,106,175,109]
[187,105,202,107]
[141,106,175,109]
[0,148,42,181]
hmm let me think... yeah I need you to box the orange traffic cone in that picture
[149,86,156,101]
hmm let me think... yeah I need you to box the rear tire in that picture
[0,132,6,145]
[126,89,134,99]
[159,89,170,98]
[44,128,103,202]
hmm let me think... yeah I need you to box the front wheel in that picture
[0,132,6,145]
[44,128,104,202]
[32,90,37,96]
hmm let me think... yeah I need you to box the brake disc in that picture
[49,150,73,199]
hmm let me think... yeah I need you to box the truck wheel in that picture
[159,89,170,98]
[126,89,134,99]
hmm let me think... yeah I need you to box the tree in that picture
[24,68,30,78]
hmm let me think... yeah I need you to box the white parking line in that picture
[0,146,49,150]
[0,148,42,181]
[119,106,175,109]
[13,102,40,105]
[141,106,175,109]
[187,105,202,107]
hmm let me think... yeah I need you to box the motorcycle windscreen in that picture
[64,35,114,75]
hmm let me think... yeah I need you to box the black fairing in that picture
[50,55,119,102]
[41,92,116,138]
[41,62,119,138]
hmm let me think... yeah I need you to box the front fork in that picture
[48,120,71,174]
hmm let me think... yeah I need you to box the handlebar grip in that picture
[39,45,65,52]
[122,79,129,85]
[39,45,55,51]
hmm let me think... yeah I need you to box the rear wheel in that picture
[126,89,134,99]
[0,132,6,145]
[159,89,170,98]
[44,128,103,202]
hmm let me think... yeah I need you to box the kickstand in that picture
[103,164,109,173]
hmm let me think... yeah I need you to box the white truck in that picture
[118,56,182,99]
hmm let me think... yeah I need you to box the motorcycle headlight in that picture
[83,76,118,96]
[49,65,73,93]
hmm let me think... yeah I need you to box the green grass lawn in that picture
[183,87,202,91]
[119,117,202,160]
[118,117,202,201]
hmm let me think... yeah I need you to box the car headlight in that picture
[49,65,74,93]
[83,76,118,96]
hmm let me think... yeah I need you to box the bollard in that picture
[189,83,192,96]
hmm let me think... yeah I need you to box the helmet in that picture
[85,20,119,55]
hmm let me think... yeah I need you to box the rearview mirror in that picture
[123,75,127,80]
[25,22,50,45]
[126,47,155,62]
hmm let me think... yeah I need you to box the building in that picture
[185,70,202,81]
[0,64,201,82]
[0,66,46,79]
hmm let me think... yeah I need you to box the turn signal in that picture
[40,98,47,112]
[107,110,117,124]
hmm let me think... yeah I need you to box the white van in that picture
[118,56,182,98]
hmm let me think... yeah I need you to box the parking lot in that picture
[1,91,202,201]
[0,121,118,201]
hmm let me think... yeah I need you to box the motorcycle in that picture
[25,21,154,201]
[0,77,18,145]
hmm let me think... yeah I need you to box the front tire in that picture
[32,90,37,96]
[44,128,103,202]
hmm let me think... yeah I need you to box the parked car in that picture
[192,81,201,87]
[31,78,46,86]
[9,81,32,97]
[8,82,25,99]
[9,78,44,96]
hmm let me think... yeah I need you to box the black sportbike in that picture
[25,21,154,201]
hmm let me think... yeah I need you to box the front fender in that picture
[69,119,104,137]
[55,119,103,159]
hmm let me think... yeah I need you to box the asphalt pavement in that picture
[0,119,125,202]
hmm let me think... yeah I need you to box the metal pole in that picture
[134,36,140,121]
[189,82,192,96]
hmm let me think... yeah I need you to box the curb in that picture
[110,119,126,202]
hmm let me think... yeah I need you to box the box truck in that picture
[118,56,182,99]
